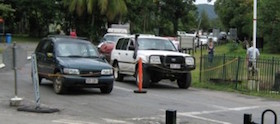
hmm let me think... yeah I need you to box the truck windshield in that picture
[104,35,122,42]
[138,38,177,51]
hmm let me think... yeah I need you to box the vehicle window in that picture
[128,40,134,50]
[35,40,45,53]
[41,40,52,53]
[120,39,129,50]
[116,38,124,50]
[56,42,98,57]
[138,38,176,51]
[104,35,122,42]
[45,42,54,53]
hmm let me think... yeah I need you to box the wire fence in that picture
[201,54,280,94]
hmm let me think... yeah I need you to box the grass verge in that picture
[191,41,280,99]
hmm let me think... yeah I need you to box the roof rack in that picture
[47,35,88,40]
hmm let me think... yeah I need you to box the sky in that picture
[194,0,216,5]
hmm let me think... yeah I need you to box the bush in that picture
[228,42,238,52]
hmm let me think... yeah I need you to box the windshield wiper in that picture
[145,48,160,50]
[66,55,83,57]
[85,56,99,58]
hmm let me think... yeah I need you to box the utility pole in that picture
[252,0,257,68]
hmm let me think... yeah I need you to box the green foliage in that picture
[227,42,238,52]
[159,0,196,36]
[214,0,253,38]
[200,10,210,32]
[259,0,280,53]
[0,3,15,13]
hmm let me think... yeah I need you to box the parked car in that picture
[110,35,196,89]
[98,31,129,61]
[34,35,114,94]
[195,35,208,47]
[208,33,218,43]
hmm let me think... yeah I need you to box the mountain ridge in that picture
[196,4,218,20]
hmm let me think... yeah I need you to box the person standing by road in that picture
[246,41,260,70]
[70,28,77,38]
[208,38,214,63]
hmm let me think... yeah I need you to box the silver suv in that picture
[110,35,195,89]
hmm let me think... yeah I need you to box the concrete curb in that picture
[0,56,31,69]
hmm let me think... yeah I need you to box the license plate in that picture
[170,64,181,69]
[86,78,98,84]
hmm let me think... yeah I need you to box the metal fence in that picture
[201,54,280,94]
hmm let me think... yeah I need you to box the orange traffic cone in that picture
[134,58,147,93]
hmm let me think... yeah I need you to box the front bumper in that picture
[62,75,114,88]
[143,63,195,74]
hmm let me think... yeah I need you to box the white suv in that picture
[110,35,196,89]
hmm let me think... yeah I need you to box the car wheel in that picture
[177,73,192,89]
[151,76,161,83]
[136,68,150,88]
[53,73,66,94]
[100,84,113,94]
[113,63,124,81]
[38,75,42,85]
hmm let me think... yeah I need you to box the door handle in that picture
[118,53,121,55]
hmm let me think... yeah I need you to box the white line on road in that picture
[179,106,260,116]
[187,114,231,124]
[102,118,133,124]
[52,119,98,124]
[114,86,133,92]
[0,64,4,68]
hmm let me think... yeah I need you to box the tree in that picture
[259,0,280,53]
[200,10,210,32]
[124,0,157,34]
[64,0,127,41]
[160,0,196,36]
[214,0,253,39]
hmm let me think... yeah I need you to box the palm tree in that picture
[65,0,127,22]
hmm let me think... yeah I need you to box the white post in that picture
[253,0,257,68]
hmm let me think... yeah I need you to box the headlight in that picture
[63,68,80,75]
[149,56,161,64]
[101,69,113,75]
[185,57,194,65]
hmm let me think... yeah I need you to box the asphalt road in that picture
[0,62,279,124]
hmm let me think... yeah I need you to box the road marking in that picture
[102,118,132,124]
[52,119,98,124]
[187,114,231,124]
[0,64,4,68]
[114,86,132,92]
[179,106,260,116]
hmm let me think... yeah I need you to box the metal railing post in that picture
[244,113,252,124]
[235,57,241,89]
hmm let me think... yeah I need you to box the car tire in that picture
[151,77,161,83]
[113,63,124,81]
[53,73,66,94]
[136,68,150,88]
[38,75,42,85]
[177,73,192,89]
[100,84,113,94]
